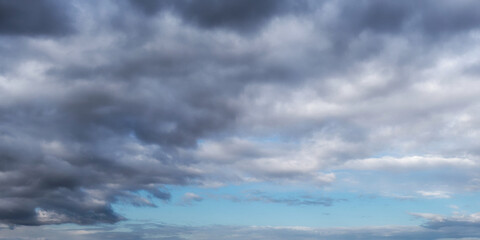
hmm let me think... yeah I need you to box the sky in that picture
[1,0,480,239]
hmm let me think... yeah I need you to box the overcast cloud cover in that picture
[2,0,480,238]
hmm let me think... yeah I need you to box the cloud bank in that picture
[5,217,480,240]
[1,0,480,227]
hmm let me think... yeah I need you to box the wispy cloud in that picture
[416,191,451,199]
[179,192,203,206]
[342,156,476,171]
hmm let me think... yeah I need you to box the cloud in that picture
[127,0,310,33]
[410,212,446,222]
[2,222,478,240]
[179,193,203,206]
[416,190,451,199]
[216,191,341,207]
[342,156,476,171]
[245,194,337,207]
[185,137,337,186]
[2,0,480,227]
[0,0,75,36]
[412,211,480,238]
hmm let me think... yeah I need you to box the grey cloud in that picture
[331,0,480,37]
[416,0,480,36]
[212,191,340,207]
[332,0,413,35]
[0,1,245,224]
[128,0,311,33]
[2,0,480,228]
[128,0,480,37]
[244,191,339,207]
[415,212,480,233]
[3,223,479,240]
[425,220,480,231]
[0,84,201,225]
[0,0,75,36]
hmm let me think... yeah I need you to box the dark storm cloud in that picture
[322,0,480,59]
[417,0,480,36]
[0,0,75,36]
[2,0,480,228]
[128,0,310,32]
[0,0,244,224]
[0,125,178,226]
[330,0,480,35]
[333,0,412,34]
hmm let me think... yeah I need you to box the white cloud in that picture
[417,191,451,199]
[180,192,203,206]
[411,211,480,224]
[410,212,445,222]
[341,156,476,170]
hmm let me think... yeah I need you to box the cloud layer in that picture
[1,0,480,227]
[5,217,480,240]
